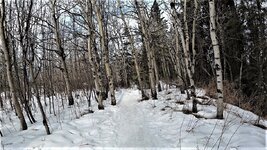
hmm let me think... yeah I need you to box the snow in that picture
[1,88,266,150]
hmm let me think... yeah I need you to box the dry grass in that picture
[203,80,260,115]
[204,80,243,105]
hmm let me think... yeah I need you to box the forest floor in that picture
[1,88,266,149]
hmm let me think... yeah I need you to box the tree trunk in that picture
[135,0,157,99]
[51,0,74,106]
[28,26,50,134]
[0,0,27,130]
[0,92,3,110]
[185,0,197,113]
[15,0,36,124]
[172,0,197,113]
[174,26,183,84]
[85,1,104,109]
[191,0,198,75]
[29,62,51,135]
[209,0,224,119]
[151,46,161,92]
[122,50,128,87]
[92,0,116,105]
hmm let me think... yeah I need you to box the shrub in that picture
[203,79,265,117]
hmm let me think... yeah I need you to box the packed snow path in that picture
[1,89,171,148]
[1,88,266,149]
[114,90,160,147]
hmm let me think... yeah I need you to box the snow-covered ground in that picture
[1,88,266,150]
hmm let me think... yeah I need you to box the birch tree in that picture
[92,0,116,105]
[135,0,157,99]
[0,0,27,130]
[51,0,74,106]
[78,0,105,109]
[150,0,162,92]
[209,0,224,119]
[171,0,197,113]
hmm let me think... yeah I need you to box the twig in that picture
[179,117,185,150]
[224,124,242,150]
[204,120,218,150]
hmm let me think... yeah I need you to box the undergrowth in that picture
[203,80,266,119]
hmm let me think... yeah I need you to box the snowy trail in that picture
[2,89,167,148]
[113,90,158,147]
[1,88,266,149]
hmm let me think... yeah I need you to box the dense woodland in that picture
[0,0,266,135]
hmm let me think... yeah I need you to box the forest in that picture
[0,0,266,149]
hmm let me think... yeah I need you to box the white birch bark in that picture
[171,0,197,112]
[82,0,104,109]
[174,26,183,84]
[92,0,116,105]
[209,0,224,119]
[135,0,157,99]
[0,0,27,130]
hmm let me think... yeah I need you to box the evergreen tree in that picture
[239,0,266,116]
